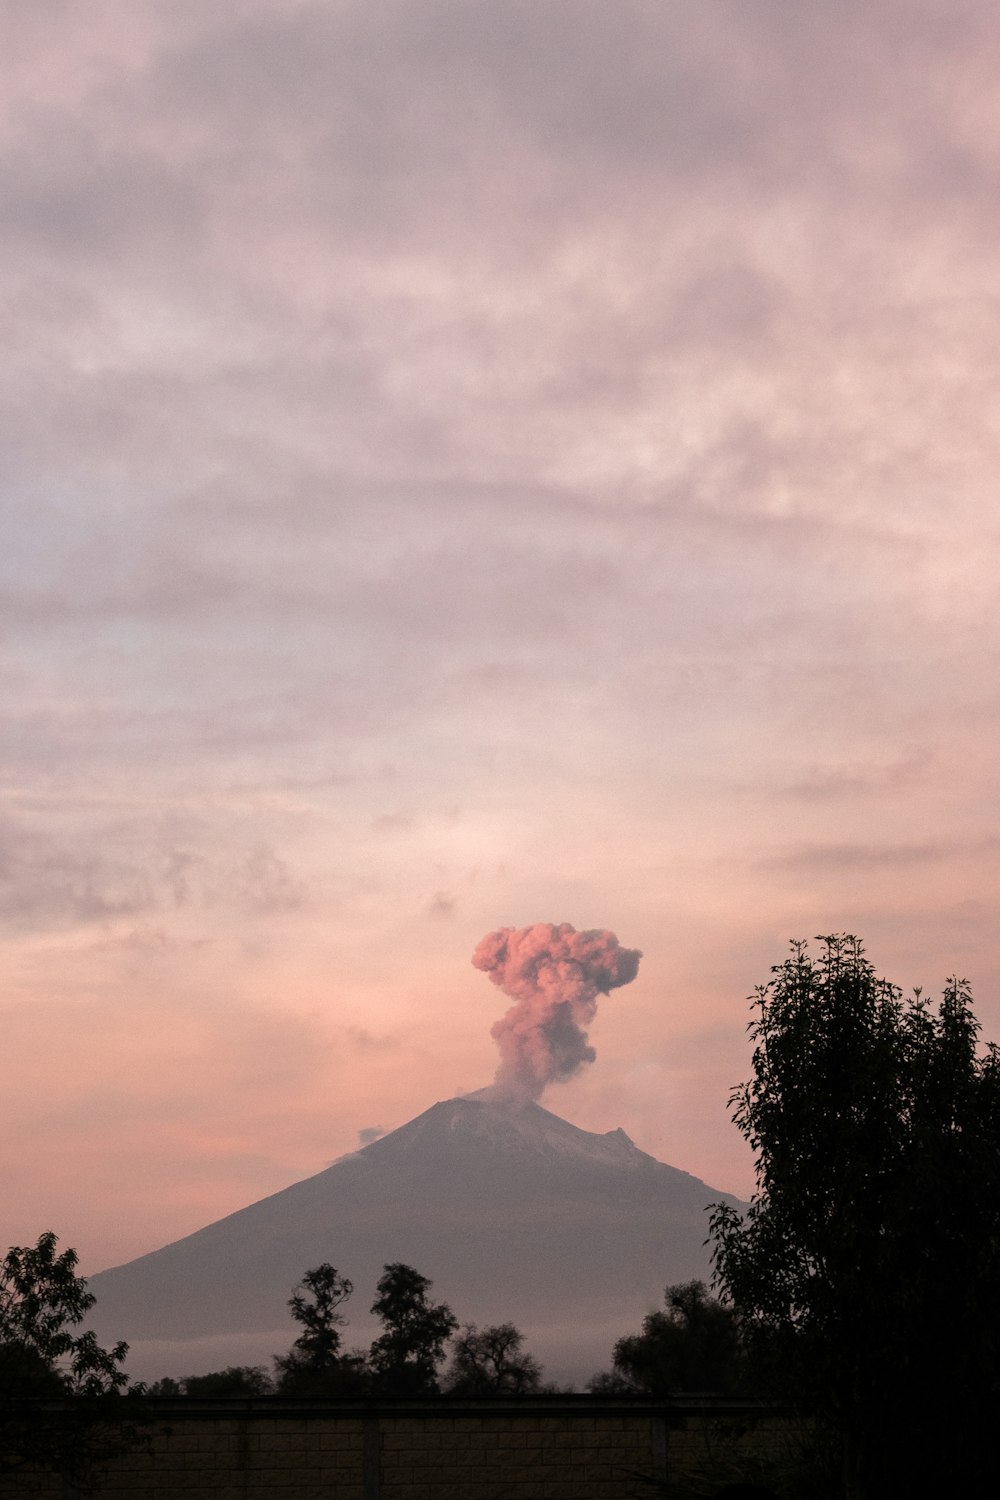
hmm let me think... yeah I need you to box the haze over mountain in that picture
[89,1090,742,1386]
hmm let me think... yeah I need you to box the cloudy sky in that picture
[4,0,1000,1276]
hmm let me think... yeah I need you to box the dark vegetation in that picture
[446,1322,544,1396]
[271,1262,366,1395]
[0,1232,143,1484]
[369,1262,459,1395]
[145,1365,273,1397]
[5,934,1000,1500]
[710,934,1000,1498]
[587,1279,747,1395]
[146,1258,542,1398]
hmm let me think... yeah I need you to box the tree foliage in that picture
[273,1264,368,1395]
[710,936,1000,1497]
[0,1231,138,1482]
[0,1232,129,1399]
[148,1366,274,1397]
[443,1322,543,1396]
[284,1264,352,1369]
[368,1263,457,1395]
[603,1281,746,1395]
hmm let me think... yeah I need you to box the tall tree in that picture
[0,1231,129,1399]
[0,1231,137,1484]
[710,935,1000,1498]
[369,1264,457,1395]
[274,1264,367,1394]
[444,1322,543,1396]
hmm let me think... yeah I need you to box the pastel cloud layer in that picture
[3,1,1000,1277]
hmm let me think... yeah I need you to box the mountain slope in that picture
[89,1092,743,1383]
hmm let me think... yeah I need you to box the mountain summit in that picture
[359,1089,657,1169]
[89,1093,742,1384]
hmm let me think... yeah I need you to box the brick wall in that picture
[376,1409,653,1499]
[0,1395,789,1499]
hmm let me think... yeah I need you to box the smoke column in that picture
[472,922,642,1100]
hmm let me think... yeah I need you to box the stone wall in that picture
[1,1395,789,1499]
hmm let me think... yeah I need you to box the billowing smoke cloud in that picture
[472,922,642,1100]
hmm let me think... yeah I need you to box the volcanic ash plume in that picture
[472,922,642,1100]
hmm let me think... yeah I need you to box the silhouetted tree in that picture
[286,1264,352,1367]
[585,1369,638,1395]
[599,1281,746,1395]
[147,1366,274,1397]
[0,1232,130,1400]
[144,1376,182,1396]
[0,1231,139,1484]
[369,1263,457,1395]
[274,1264,368,1394]
[443,1322,543,1396]
[710,935,1000,1498]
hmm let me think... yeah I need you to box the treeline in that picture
[145,1261,747,1401]
[0,1230,745,1409]
[146,1260,546,1399]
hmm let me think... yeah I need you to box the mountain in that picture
[88,1091,743,1385]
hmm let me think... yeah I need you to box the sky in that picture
[3,0,1000,1278]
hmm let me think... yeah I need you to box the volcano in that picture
[89,1092,743,1386]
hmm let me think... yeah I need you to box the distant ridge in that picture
[89,1093,743,1384]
